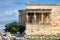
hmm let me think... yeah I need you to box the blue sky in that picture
[0,0,60,25]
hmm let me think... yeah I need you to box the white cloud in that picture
[0,10,18,22]
[5,10,18,15]
[5,11,8,14]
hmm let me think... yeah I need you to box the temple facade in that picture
[18,4,60,35]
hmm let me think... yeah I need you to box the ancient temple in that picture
[18,4,60,35]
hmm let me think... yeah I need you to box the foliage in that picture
[4,22,20,34]
[19,25,26,34]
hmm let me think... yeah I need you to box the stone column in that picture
[27,14,29,23]
[48,16,50,23]
[41,13,43,23]
[34,13,36,23]
[46,15,50,23]
[46,16,48,23]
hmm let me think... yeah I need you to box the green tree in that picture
[4,22,20,34]
[19,25,26,34]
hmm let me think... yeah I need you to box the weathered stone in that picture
[18,4,60,35]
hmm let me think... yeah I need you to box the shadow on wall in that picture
[19,25,26,36]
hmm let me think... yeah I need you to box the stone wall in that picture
[25,4,60,35]
[18,10,27,26]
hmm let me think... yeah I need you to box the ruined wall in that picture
[26,4,60,27]
[25,4,60,35]
[19,10,27,26]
